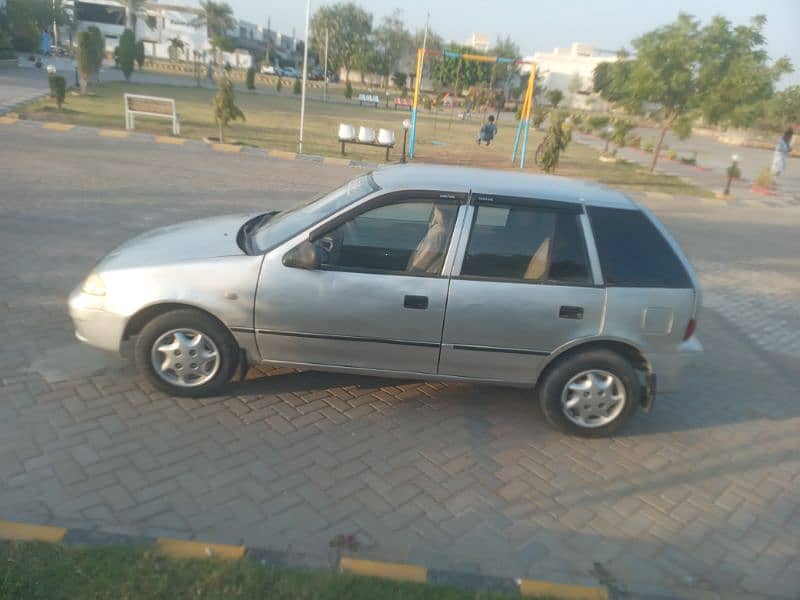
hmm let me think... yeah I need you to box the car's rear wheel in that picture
[134,309,239,397]
[538,349,640,437]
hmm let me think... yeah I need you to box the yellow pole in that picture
[523,64,536,121]
[519,64,537,168]
[408,48,424,159]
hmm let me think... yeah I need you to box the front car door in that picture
[438,196,605,384]
[254,191,466,375]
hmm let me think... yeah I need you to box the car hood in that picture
[99,213,255,270]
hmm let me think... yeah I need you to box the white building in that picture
[65,0,252,68]
[521,42,618,110]
[464,32,490,53]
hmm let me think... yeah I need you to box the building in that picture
[521,42,618,110]
[64,0,253,68]
[464,32,490,53]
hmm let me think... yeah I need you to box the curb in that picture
[0,114,377,169]
[0,519,610,599]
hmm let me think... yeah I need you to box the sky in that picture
[185,0,800,87]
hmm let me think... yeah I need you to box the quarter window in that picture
[460,205,592,284]
[587,206,691,288]
[316,200,458,275]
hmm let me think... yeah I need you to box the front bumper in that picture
[68,287,127,353]
[648,336,703,394]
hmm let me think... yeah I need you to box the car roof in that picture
[371,164,639,210]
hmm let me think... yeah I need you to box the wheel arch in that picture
[536,336,651,388]
[122,302,233,341]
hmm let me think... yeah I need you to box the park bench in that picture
[357,93,380,107]
[394,97,413,110]
[124,93,180,135]
[338,124,395,161]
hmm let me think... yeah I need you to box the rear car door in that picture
[438,196,605,384]
[254,191,466,375]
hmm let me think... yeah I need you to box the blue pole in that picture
[511,118,523,162]
[408,107,418,160]
[519,118,530,169]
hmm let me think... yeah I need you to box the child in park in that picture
[477,115,497,146]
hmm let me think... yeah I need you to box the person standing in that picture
[770,128,793,178]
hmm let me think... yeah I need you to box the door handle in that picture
[404,295,429,309]
[559,305,584,320]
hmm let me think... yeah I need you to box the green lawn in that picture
[18,80,712,197]
[0,541,518,600]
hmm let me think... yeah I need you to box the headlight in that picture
[81,272,107,296]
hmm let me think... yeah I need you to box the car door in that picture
[254,191,466,375]
[438,195,605,384]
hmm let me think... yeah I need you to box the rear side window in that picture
[587,207,691,288]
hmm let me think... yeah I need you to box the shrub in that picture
[135,40,145,69]
[532,107,546,127]
[755,167,774,188]
[612,119,635,148]
[118,29,135,80]
[422,95,432,110]
[628,135,641,148]
[537,111,570,174]
[344,80,353,99]
[48,74,66,109]
[679,152,697,165]
[666,149,678,160]
[643,141,654,153]
[293,77,301,95]
[276,77,283,92]
[587,115,610,132]
[246,66,255,90]
[212,74,245,143]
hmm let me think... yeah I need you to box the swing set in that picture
[407,47,537,168]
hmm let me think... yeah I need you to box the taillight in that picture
[683,318,697,341]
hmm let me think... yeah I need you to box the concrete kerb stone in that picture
[0,116,375,169]
[0,519,610,599]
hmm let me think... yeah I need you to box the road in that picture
[0,123,798,598]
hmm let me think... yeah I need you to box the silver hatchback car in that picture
[70,165,701,437]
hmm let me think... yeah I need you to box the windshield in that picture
[250,174,379,253]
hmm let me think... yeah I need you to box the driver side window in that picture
[316,200,458,275]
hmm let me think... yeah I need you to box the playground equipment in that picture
[407,48,536,168]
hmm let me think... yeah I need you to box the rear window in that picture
[587,207,691,288]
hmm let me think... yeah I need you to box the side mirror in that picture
[282,240,321,269]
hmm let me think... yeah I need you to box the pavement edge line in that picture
[0,520,67,543]
[339,557,427,583]
[155,537,246,560]
[518,577,609,600]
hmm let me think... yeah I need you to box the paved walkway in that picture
[0,124,798,598]
[575,132,799,208]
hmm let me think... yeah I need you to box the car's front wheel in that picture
[134,309,239,397]
[538,349,640,437]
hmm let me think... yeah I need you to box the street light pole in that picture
[298,0,311,154]
[323,28,329,102]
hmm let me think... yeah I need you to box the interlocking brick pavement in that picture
[1,125,799,597]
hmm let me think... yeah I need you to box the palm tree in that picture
[119,0,147,33]
[194,1,236,38]
[169,37,185,61]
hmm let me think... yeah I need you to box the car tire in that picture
[134,309,239,398]
[538,349,640,438]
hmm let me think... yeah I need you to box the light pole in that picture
[401,119,411,163]
[323,28,329,102]
[298,0,311,154]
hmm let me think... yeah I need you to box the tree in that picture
[595,14,792,170]
[546,89,563,107]
[372,9,411,86]
[209,34,234,64]
[195,1,235,38]
[212,74,244,143]
[293,77,302,94]
[432,44,492,91]
[392,71,407,90]
[490,35,520,84]
[120,0,146,32]
[310,2,372,82]
[6,0,68,51]
[76,26,104,94]
[245,66,255,90]
[767,86,800,129]
[537,112,570,173]
[118,28,135,80]
[134,39,144,69]
[168,37,185,61]
[612,119,636,147]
